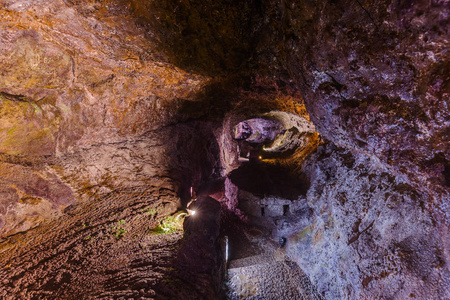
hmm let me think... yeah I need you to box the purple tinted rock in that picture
[233,118,283,144]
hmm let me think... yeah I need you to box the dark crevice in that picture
[229,162,310,200]
[0,92,30,102]
[354,0,379,30]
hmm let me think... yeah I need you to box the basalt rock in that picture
[0,0,448,299]
[265,1,450,298]
[0,0,222,298]
[0,0,211,236]
[233,118,284,144]
[287,144,449,299]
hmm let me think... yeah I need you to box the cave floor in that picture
[0,187,185,299]
[223,216,322,300]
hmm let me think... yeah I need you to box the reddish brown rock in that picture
[0,0,448,299]
[260,1,450,299]
[0,0,211,236]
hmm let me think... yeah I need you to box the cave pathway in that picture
[225,250,321,300]
[223,228,322,300]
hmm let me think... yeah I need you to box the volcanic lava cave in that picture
[0,0,448,299]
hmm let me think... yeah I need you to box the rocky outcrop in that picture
[265,1,449,299]
[0,0,448,299]
[0,0,212,236]
[287,144,449,299]
[233,118,283,144]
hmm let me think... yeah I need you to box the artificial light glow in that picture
[258,156,262,159]
[187,209,196,216]
[225,236,229,262]
[191,210,196,215]
[175,212,187,221]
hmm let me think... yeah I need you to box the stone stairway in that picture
[226,252,322,300]
[228,253,276,269]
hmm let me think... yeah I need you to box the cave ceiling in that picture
[0,0,448,299]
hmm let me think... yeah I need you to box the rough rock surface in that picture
[263,1,450,299]
[227,256,319,300]
[0,0,211,235]
[0,0,448,299]
[0,0,223,298]
[0,186,182,299]
[288,144,449,299]
[224,0,448,298]
[288,0,450,226]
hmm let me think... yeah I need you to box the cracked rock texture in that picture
[0,0,448,299]
[0,0,224,298]
[0,0,211,236]
[229,0,449,298]
[232,2,449,295]
[258,1,449,299]
[280,0,449,225]
[288,144,449,299]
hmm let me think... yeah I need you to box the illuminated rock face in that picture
[233,112,317,155]
[291,145,448,299]
[265,1,449,298]
[0,0,448,299]
[233,118,283,144]
[293,1,449,194]
[0,0,210,237]
[0,1,222,298]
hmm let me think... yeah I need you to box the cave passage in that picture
[176,110,323,299]
[0,0,448,299]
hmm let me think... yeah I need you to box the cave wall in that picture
[291,0,449,201]
[0,0,227,298]
[0,0,448,299]
[217,0,448,298]
[237,0,448,195]
[0,0,221,237]
[269,1,450,299]
[289,144,449,299]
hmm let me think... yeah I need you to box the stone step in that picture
[228,253,276,269]
[226,260,321,300]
